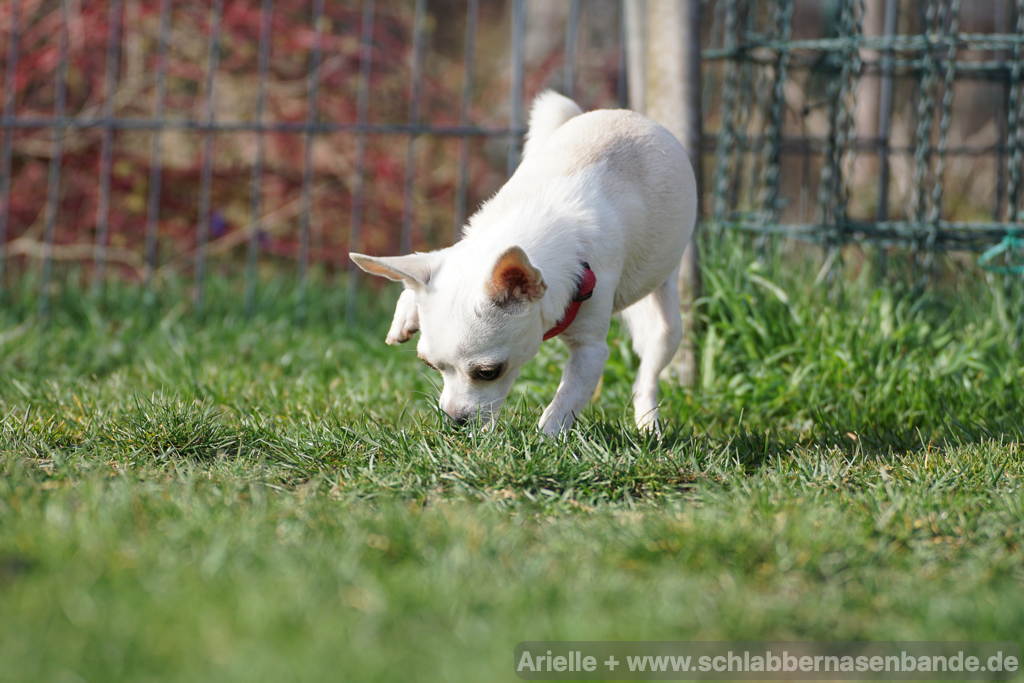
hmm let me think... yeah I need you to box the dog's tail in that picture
[523,90,583,159]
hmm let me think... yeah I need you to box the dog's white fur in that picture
[350,91,697,434]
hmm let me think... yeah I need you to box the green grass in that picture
[1,249,1023,682]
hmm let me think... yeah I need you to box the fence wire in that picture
[0,0,1022,316]
[704,0,1024,262]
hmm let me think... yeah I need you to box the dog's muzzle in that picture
[446,410,471,427]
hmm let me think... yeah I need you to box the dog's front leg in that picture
[385,288,419,345]
[539,340,609,435]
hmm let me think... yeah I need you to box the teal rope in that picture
[712,0,741,224]
[703,32,1024,60]
[979,232,1024,274]
[759,0,793,223]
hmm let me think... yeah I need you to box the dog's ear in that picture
[486,246,546,305]
[349,252,437,289]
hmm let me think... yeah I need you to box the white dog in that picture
[350,91,696,434]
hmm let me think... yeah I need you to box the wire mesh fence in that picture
[0,0,1022,317]
[702,0,1024,265]
[0,0,566,315]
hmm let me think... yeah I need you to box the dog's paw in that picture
[385,323,418,346]
[634,412,662,436]
[539,406,576,436]
[385,289,419,345]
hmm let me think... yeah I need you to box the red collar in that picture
[543,262,596,341]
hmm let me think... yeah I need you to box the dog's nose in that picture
[446,410,471,427]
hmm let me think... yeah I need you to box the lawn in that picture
[1,248,1023,682]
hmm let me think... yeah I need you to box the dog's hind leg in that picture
[620,269,683,431]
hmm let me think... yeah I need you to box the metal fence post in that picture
[91,0,123,294]
[0,0,22,289]
[193,0,224,311]
[37,0,70,316]
[625,0,702,387]
[142,0,172,288]
[507,0,526,175]
[345,0,376,324]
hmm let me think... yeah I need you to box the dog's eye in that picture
[470,364,503,381]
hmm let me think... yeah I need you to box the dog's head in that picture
[350,245,547,425]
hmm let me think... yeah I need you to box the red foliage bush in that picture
[0,0,623,281]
